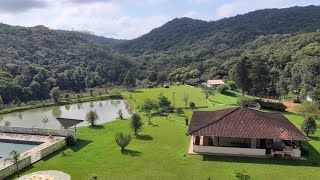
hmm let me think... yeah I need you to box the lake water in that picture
[0,100,133,129]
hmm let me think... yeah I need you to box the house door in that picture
[195,136,200,145]
[260,139,266,148]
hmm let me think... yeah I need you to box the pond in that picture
[0,100,133,129]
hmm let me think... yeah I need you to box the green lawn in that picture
[13,86,320,179]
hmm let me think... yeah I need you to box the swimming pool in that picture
[0,139,42,162]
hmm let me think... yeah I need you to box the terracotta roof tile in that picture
[188,107,309,141]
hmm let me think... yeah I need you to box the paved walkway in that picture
[17,170,71,180]
[0,133,65,169]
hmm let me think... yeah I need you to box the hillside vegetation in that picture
[0,6,320,105]
[0,24,132,103]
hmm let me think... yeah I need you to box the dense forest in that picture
[0,24,132,103]
[0,5,320,104]
[114,6,320,100]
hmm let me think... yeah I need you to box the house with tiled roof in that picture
[187,107,309,159]
[206,79,225,88]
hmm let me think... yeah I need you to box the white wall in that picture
[194,145,266,156]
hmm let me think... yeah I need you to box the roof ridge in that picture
[188,107,240,135]
[247,108,307,139]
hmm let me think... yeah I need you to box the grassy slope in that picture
[14,86,320,180]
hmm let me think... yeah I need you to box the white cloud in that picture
[188,0,210,5]
[0,0,171,39]
[216,0,319,19]
[183,10,199,19]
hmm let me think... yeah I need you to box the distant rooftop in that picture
[207,79,225,85]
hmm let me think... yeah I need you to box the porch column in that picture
[251,138,256,148]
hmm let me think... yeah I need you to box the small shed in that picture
[206,79,225,88]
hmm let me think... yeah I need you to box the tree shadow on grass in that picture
[222,91,238,97]
[69,139,93,152]
[136,134,153,141]
[131,90,144,93]
[121,149,142,157]
[202,142,320,167]
[88,125,105,129]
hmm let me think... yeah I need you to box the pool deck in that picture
[0,133,65,169]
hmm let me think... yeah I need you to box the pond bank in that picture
[0,93,122,116]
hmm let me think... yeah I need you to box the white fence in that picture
[0,126,76,138]
[0,156,32,179]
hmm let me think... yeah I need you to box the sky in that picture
[0,0,319,39]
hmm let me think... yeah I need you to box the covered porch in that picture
[189,135,303,158]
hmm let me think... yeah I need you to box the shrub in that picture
[257,100,287,112]
[300,143,309,157]
[66,135,76,146]
[130,114,143,135]
[89,174,98,180]
[226,81,237,90]
[234,170,251,180]
[176,107,184,115]
[158,93,171,109]
[189,101,196,109]
[216,84,230,94]
[185,116,189,126]
[110,89,122,98]
[115,132,132,150]
[236,97,256,107]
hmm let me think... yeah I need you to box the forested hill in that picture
[57,30,127,47]
[115,5,320,53]
[0,23,132,103]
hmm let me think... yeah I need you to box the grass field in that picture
[11,86,320,179]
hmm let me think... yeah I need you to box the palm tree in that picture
[5,150,20,177]
[85,110,99,126]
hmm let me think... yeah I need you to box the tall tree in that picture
[140,98,158,124]
[50,87,62,104]
[249,58,269,96]
[124,70,136,88]
[232,57,251,96]
[158,93,171,109]
[301,116,317,137]
[85,110,99,126]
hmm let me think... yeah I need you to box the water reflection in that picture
[0,100,132,129]
[77,103,83,110]
[65,105,71,111]
[18,112,23,120]
[52,106,62,118]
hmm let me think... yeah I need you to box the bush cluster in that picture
[257,100,287,112]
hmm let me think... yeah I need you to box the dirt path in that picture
[283,101,301,112]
